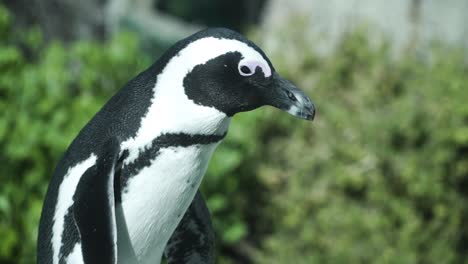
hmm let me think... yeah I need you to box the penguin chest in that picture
[119,143,218,263]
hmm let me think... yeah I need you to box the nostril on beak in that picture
[286,90,297,102]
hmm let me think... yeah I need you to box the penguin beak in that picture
[265,73,315,121]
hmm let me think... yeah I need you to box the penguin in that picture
[37,27,315,264]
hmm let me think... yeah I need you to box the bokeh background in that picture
[1,0,468,263]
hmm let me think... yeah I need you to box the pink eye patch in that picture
[238,59,271,77]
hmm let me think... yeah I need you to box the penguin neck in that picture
[120,58,234,164]
[153,84,231,135]
[121,96,230,164]
[163,103,231,136]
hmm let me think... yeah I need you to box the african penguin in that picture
[37,28,315,264]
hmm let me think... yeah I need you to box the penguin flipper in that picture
[73,138,121,264]
[164,191,215,264]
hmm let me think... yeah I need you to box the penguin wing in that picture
[73,138,121,264]
[164,191,215,264]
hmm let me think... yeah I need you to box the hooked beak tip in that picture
[306,104,316,121]
[269,73,316,121]
[288,102,316,121]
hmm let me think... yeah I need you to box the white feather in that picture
[65,243,83,264]
[122,143,220,263]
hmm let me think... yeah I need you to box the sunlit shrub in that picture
[253,27,468,263]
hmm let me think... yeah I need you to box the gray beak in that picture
[266,73,315,121]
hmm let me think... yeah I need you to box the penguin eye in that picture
[240,65,252,75]
[238,62,255,77]
[238,59,270,77]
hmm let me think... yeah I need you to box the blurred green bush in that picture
[250,27,468,263]
[2,4,468,264]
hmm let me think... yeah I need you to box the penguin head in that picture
[165,28,315,121]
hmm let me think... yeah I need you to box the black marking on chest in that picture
[58,208,80,264]
[120,132,226,192]
[114,150,128,204]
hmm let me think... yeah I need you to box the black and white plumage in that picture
[37,28,315,264]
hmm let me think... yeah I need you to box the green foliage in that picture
[0,6,148,262]
[249,28,468,263]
